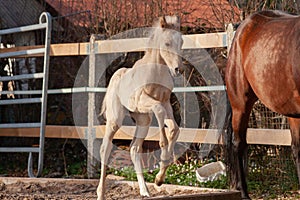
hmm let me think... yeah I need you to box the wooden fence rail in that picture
[0,32,229,57]
[0,126,292,146]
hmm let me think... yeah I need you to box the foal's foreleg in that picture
[154,103,179,186]
[288,117,300,186]
[152,104,170,186]
[164,102,179,161]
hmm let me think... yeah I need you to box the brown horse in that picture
[225,10,300,199]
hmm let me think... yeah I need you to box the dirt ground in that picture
[2,175,300,200]
[0,175,231,200]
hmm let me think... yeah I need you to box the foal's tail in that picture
[100,95,107,119]
[99,68,127,120]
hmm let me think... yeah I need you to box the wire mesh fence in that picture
[247,101,297,197]
[249,100,290,129]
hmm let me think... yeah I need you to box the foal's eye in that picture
[165,43,170,47]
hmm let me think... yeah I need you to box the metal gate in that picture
[0,12,52,177]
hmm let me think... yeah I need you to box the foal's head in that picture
[149,16,184,77]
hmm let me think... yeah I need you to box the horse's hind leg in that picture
[97,101,125,200]
[230,105,252,199]
[227,88,257,199]
[288,118,300,187]
[130,113,152,197]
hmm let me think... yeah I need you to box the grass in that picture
[246,145,299,199]
[108,158,228,189]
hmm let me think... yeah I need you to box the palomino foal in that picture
[97,16,183,200]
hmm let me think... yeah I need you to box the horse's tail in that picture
[220,94,234,187]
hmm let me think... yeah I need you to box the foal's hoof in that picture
[140,192,150,198]
[139,187,150,197]
[155,178,163,186]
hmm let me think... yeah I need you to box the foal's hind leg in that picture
[97,104,125,200]
[288,118,300,187]
[130,113,152,197]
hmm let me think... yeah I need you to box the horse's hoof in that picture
[241,194,251,200]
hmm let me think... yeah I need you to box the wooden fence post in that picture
[87,34,99,178]
[226,23,234,52]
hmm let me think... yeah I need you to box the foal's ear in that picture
[172,15,181,30]
[174,16,180,24]
[158,16,167,28]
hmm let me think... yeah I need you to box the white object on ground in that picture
[196,161,226,182]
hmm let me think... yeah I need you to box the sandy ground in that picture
[2,175,300,199]
[0,175,231,200]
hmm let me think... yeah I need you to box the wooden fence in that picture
[0,23,293,177]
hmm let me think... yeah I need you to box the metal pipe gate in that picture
[0,12,52,177]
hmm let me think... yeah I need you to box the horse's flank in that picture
[227,10,300,117]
